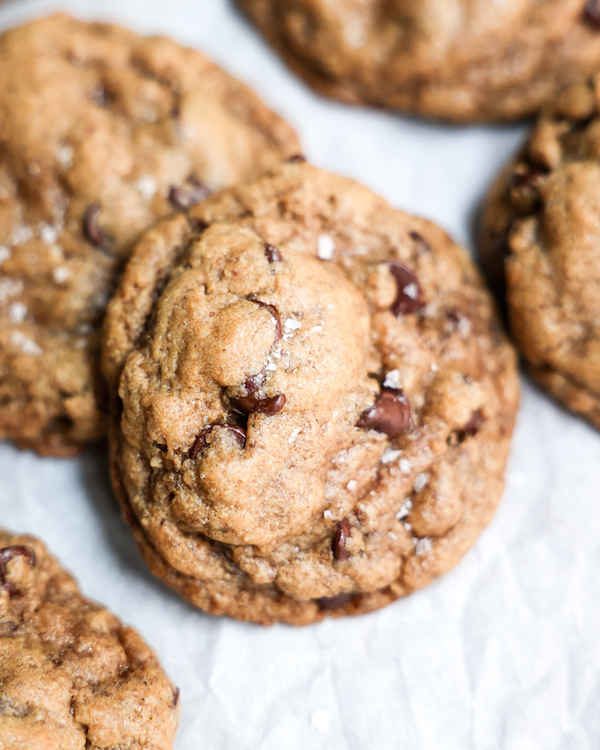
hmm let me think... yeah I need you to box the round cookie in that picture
[236,0,600,122]
[0,529,179,749]
[481,73,600,428]
[103,162,519,626]
[0,14,299,456]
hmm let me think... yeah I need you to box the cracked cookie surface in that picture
[0,529,179,749]
[237,0,600,122]
[103,162,518,625]
[481,73,600,429]
[0,14,299,456]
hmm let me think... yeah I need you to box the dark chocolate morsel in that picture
[189,424,246,459]
[285,154,306,163]
[168,179,212,210]
[83,204,106,248]
[332,519,351,561]
[172,688,180,708]
[231,389,286,416]
[317,593,353,610]
[409,231,431,254]
[0,545,36,596]
[357,388,410,439]
[456,409,484,443]
[249,299,282,343]
[389,262,423,316]
[586,0,600,26]
[265,243,283,263]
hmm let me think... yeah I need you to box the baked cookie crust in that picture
[0,14,299,456]
[104,163,518,625]
[481,74,600,428]
[0,529,179,749]
[237,0,600,122]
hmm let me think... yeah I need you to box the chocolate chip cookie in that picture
[0,529,179,748]
[481,74,600,428]
[103,162,518,625]
[237,0,600,122]
[0,14,299,456]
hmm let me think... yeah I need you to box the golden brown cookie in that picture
[237,0,600,122]
[481,73,600,428]
[0,529,179,749]
[103,162,518,625]
[0,14,299,456]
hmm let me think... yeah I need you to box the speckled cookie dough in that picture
[0,529,179,749]
[103,162,519,625]
[481,72,600,428]
[237,0,600,122]
[0,14,299,456]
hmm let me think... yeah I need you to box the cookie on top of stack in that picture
[102,162,519,625]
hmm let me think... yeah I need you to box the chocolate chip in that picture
[456,409,484,443]
[168,179,212,210]
[389,262,423,316]
[83,204,106,248]
[265,244,282,263]
[332,519,351,561]
[230,372,286,416]
[172,688,180,708]
[357,388,410,439]
[0,545,36,597]
[317,593,353,610]
[409,231,431,254]
[249,299,282,343]
[285,154,306,163]
[189,424,246,459]
[586,0,600,26]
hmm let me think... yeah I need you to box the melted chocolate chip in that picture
[265,244,283,263]
[456,409,484,443]
[357,388,410,439]
[389,262,423,316]
[285,154,306,163]
[332,519,351,561]
[230,372,286,416]
[317,593,353,610]
[0,545,36,596]
[83,204,106,248]
[249,299,282,342]
[168,179,212,210]
[189,424,246,459]
[586,0,600,25]
[409,231,431,254]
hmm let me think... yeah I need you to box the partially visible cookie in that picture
[237,0,600,122]
[481,74,600,428]
[0,529,179,749]
[0,14,299,456]
[103,162,518,625]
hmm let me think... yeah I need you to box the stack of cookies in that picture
[1,3,599,746]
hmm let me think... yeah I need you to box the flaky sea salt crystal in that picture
[56,143,74,168]
[399,458,412,474]
[135,175,157,199]
[381,448,402,464]
[317,234,335,260]
[8,301,27,323]
[11,331,41,355]
[346,479,358,491]
[383,369,402,389]
[288,427,301,444]
[53,266,70,284]
[284,318,301,332]
[403,282,419,300]
[0,246,11,266]
[395,498,413,521]
[323,510,333,520]
[39,224,58,245]
[415,537,432,556]
[414,472,429,492]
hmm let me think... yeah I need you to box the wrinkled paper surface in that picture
[1,1,599,748]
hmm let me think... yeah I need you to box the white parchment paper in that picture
[1,1,600,748]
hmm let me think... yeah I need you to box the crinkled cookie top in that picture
[104,163,518,624]
[0,529,179,749]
